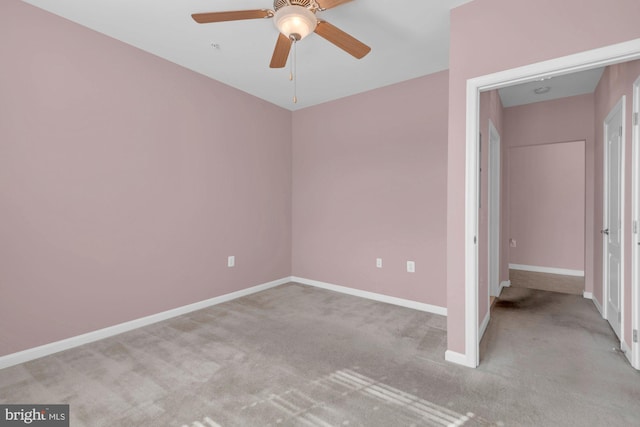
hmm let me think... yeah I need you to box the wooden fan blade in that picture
[317,0,353,10]
[314,21,371,59]
[270,34,293,68]
[191,9,271,24]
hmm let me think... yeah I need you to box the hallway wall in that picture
[503,94,594,292]
[508,141,585,271]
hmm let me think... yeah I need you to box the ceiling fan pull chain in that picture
[292,38,298,103]
[289,44,293,82]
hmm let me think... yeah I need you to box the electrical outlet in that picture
[376,258,383,268]
[228,256,235,267]
[407,261,415,273]
[509,238,517,248]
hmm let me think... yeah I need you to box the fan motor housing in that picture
[274,0,314,11]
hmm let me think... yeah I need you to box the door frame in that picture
[459,38,640,369]
[602,96,626,342]
[488,120,501,298]
[632,76,640,369]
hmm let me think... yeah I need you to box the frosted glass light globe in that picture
[274,5,317,40]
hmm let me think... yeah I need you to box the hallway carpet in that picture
[1,283,638,426]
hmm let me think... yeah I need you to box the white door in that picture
[632,77,640,370]
[604,97,625,340]
[488,121,501,297]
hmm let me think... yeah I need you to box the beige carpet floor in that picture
[1,282,639,426]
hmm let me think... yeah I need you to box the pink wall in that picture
[478,90,505,324]
[508,141,585,271]
[5,0,640,363]
[0,1,292,356]
[594,59,640,347]
[503,94,595,290]
[448,0,640,354]
[292,71,449,308]
[504,95,595,149]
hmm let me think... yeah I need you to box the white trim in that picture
[631,75,640,370]
[508,263,584,277]
[499,280,511,292]
[583,291,593,299]
[479,311,490,340]
[621,340,633,367]
[0,277,291,370]
[592,294,604,316]
[463,38,640,369]
[464,75,481,369]
[291,276,447,316]
[445,350,476,368]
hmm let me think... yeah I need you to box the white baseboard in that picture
[621,340,633,366]
[479,312,490,340]
[291,276,447,316]
[509,263,584,277]
[0,277,290,370]
[498,280,511,296]
[444,350,476,368]
[591,295,604,316]
[583,291,593,299]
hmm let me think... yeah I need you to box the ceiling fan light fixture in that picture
[273,5,317,40]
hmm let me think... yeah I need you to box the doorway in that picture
[460,38,640,369]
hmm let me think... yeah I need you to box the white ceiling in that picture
[498,67,606,108]
[22,0,473,111]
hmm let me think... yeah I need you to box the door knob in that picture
[601,228,609,235]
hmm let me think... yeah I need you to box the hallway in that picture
[480,286,639,424]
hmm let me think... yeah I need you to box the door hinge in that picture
[620,126,623,136]
[634,220,638,234]
[618,311,622,323]
[634,329,638,343]
[474,236,477,244]
[634,112,639,126]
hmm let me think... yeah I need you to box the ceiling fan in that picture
[191,0,371,68]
